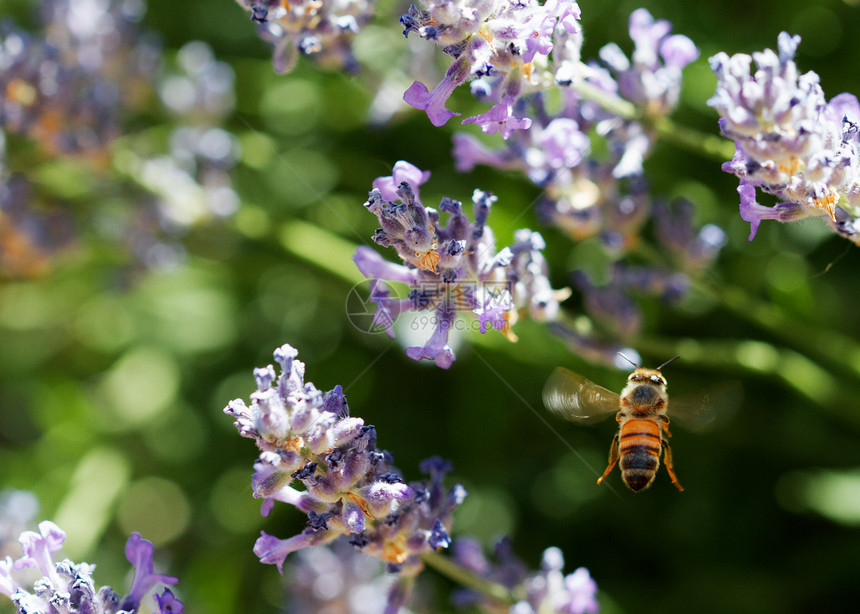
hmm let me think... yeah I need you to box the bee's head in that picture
[619,353,677,388]
[628,368,667,388]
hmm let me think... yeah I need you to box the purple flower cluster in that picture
[449,7,700,256]
[224,344,466,609]
[235,0,374,73]
[0,521,181,614]
[452,8,699,240]
[0,0,159,157]
[452,538,599,614]
[438,10,725,364]
[709,32,860,243]
[442,11,716,364]
[354,161,568,368]
[401,0,582,128]
[597,8,699,117]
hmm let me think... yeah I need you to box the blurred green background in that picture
[2,0,860,612]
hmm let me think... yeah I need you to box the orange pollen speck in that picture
[346,492,372,517]
[383,539,409,565]
[778,157,801,176]
[479,29,493,44]
[418,249,441,273]
[283,436,305,453]
[502,310,518,342]
[812,192,838,221]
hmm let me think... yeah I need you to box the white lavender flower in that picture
[451,539,599,614]
[285,538,421,613]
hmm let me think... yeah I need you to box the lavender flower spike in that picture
[709,32,860,243]
[356,162,568,368]
[224,343,466,611]
[1,522,181,614]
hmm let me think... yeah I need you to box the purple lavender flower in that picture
[403,59,468,127]
[709,32,860,243]
[153,588,183,614]
[224,344,466,610]
[235,0,373,74]
[439,10,719,365]
[401,0,582,130]
[119,533,181,612]
[461,100,533,139]
[355,161,569,368]
[0,521,181,614]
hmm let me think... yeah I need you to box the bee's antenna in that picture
[617,352,640,369]
[656,355,680,371]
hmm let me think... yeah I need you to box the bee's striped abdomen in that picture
[618,418,662,492]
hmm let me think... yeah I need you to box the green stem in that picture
[570,79,639,120]
[420,549,520,605]
[699,279,860,383]
[277,219,367,285]
[632,242,860,386]
[636,332,860,429]
[653,116,735,161]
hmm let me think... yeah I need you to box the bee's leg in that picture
[596,435,620,486]
[661,439,684,492]
[659,414,673,438]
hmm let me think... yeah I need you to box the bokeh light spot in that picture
[99,347,179,428]
[117,476,191,545]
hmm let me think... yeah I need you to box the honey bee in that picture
[543,355,716,493]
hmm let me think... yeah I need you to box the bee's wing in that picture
[668,382,743,433]
[543,367,621,424]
